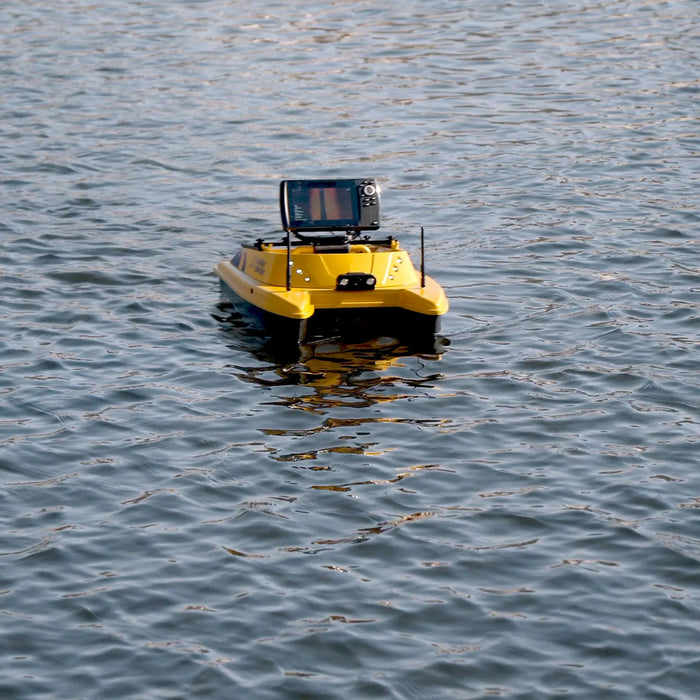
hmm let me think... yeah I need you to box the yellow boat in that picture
[214,179,448,347]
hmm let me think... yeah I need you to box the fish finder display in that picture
[280,179,380,232]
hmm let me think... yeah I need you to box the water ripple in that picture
[1,0,699,698]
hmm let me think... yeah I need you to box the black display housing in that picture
[280,179,380,233]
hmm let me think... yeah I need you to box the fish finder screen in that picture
[285,181,358,230]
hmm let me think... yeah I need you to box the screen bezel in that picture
[280,179,378,233]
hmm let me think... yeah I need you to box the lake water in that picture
[1,1,699,698]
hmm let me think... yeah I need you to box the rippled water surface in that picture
[2,1,699,698]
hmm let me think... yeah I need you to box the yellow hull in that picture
[214,241,448,321]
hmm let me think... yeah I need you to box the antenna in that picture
[420,226,426,288]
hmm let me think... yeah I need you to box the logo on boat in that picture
[252,257,267,276]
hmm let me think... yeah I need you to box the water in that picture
[1,0,699,697]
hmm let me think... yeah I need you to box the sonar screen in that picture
[280,179,380,233]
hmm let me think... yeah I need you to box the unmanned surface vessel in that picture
[214,179,448,347]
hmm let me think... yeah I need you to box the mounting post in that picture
[286,229,292,291]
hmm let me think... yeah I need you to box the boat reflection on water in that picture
[213,300,449,400]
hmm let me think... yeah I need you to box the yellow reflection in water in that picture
[231,336,447,414]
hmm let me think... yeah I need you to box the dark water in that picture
[2,1,699,697]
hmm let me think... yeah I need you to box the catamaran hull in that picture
[218,278,442,347]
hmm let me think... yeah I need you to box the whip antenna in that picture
[420,226,426,288]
